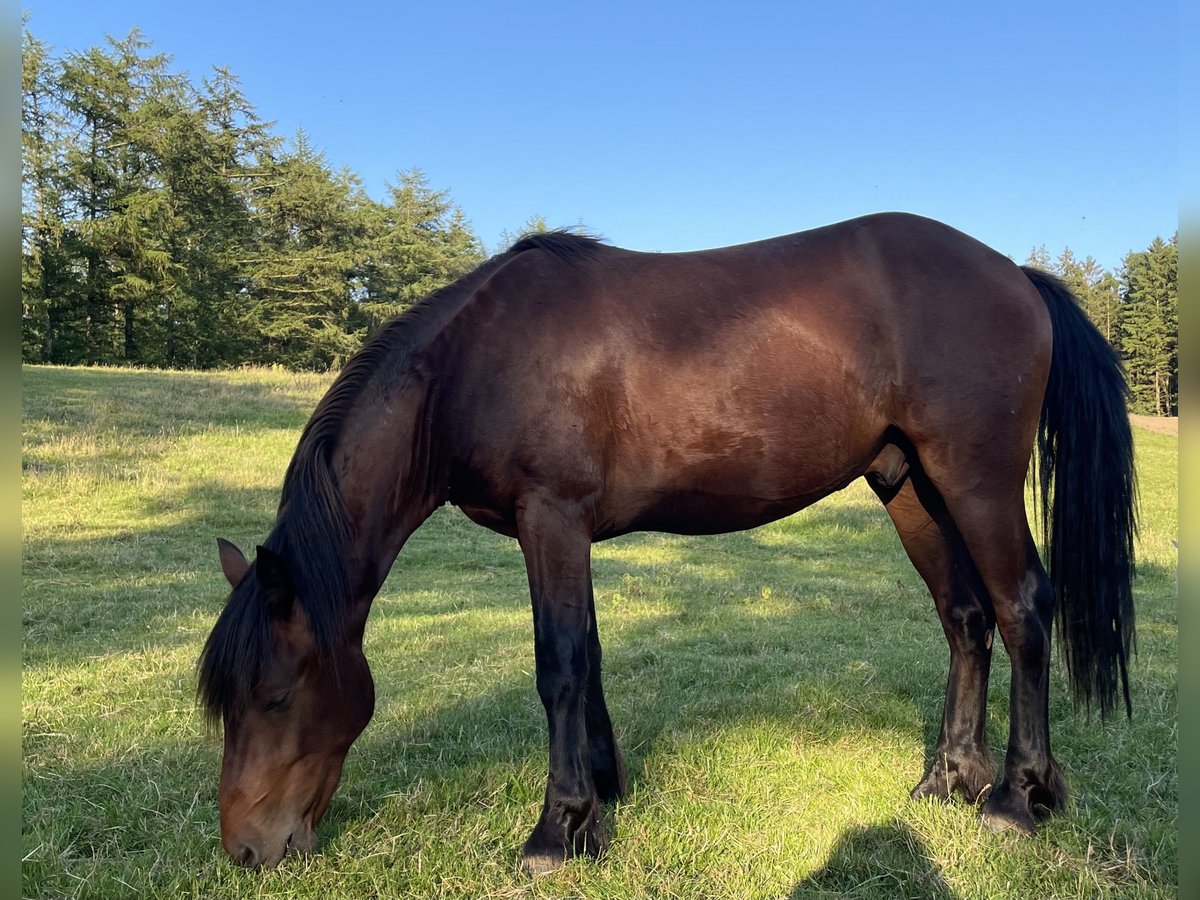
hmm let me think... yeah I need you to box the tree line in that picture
[1025,235,1177,416]
[21,26,485,371]
[22,26,1177,414]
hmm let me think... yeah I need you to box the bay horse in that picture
[198,213,1135,873]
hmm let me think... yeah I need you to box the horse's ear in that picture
[216,538,250,588]
[254,545,295,618]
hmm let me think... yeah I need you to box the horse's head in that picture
[200,539,375,868]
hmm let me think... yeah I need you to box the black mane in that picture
[198,239,566,724]
[507,229,605,261]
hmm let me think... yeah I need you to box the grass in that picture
[22,364,1178,900]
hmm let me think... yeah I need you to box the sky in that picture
[22,1,1178,270]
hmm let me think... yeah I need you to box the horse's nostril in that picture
[236,843,260,868]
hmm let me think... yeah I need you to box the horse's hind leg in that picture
[924,465,1068,834]
[867,452,997,803]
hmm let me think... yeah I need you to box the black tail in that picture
[1023,266,1137,719]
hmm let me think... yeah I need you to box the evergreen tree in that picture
[20,23,487,371]
[1055,248,1122,350]
[157,67,271,367]
[1025,245,1053,272]
[357,169,484,329]
[21,25,77,362]
[1120,235,1178,415]
[244,133,366,369]
[57,29,176,364]
[496,214,550,253]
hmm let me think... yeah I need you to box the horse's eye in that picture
[263,693,290,713]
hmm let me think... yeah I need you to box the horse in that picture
[197,212,1136,873]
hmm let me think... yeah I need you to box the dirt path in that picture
[1130,414,1178,436]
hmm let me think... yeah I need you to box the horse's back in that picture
[438,214,1052,538]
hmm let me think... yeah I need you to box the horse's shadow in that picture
[790,821,959,900]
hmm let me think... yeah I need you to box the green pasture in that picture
[21,365,1177,899]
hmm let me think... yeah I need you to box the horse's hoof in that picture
[980,787,1037,835]
[522,850,567,877]
[520,801,608,876]
[910,775,953,803]
[978,760,1067,835]
[910,752,995,805]
[520,833,605,876]
[980,807,1037,835]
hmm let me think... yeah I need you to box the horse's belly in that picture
[595,448,869,539]
[455,501,520,538]
[610,486,832,538]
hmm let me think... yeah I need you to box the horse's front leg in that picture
[584,582,626,803]
[517,495,607,875]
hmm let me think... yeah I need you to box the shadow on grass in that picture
[789,821,959,900]
[22,479,285,666]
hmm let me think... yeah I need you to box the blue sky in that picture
[23,1,1177,269]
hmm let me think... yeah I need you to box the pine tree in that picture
[22,24,484,371]
[244,133,366,369]
[496,214,550,253]
[1025,245,1053,272]
[57,29,176,364]
[1055,248,1122,351]
[21,24,77,362]
[357,169,484,329]
[1120,235,1178,415]
[156,67,271,367]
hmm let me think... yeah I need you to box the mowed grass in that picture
[22,364,1177,900]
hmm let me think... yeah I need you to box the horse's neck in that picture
[335,368,447,600]
[325,253,512,602]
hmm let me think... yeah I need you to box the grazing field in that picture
[22,364,1177,899]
